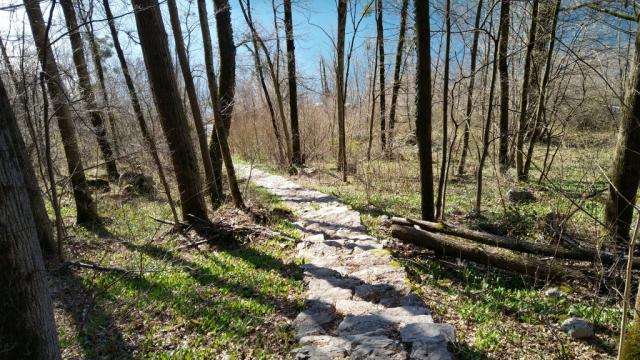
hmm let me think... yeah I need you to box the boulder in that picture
[118,171,154,196]
[544,287,567,298]
[507,189,536,203]
[561,317,594,339]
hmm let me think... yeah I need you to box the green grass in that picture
[52,190,304,359]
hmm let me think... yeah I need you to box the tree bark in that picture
[60,0,119,181]
[25,0,98,224]
[131,0,208,223]
[337,0,347,181]
[283,0,302,166]
[103,0,179,225]
[516,0,540,180]
[201,0,245,209]
[391,225,581,280]
[166,0,220,208]
[387,0,408,159]
[457,0,483,176]
[435,0,451,220]
[606,16,640,242]
[415,0,435,221]
[0,36,55,254]
[376,0,387,154]
[0,76,61,360]
[497,0,511,172]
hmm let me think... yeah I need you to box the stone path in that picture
[237,165,455,359]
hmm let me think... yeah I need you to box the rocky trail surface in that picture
[237,165,455,359]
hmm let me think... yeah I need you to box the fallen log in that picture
[391,217,640,268]
[391,224,582,279]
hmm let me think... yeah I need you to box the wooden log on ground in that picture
[391,216,640,267]
[391,224,582,279]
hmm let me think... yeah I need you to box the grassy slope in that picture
[50,185,303,359]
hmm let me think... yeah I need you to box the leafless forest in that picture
[3,0,640,358]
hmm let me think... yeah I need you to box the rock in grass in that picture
[561,318,594,339]
[507,189,536,203]
[544,287,567,298]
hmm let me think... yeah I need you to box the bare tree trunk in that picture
[387,0,408,159]
[239,0,286,165]
[0,76,61,360]
[103,0,179,225]
[415,0,434,221]
[283,0,302,166]
[60,0,119,181]
[367,36,379,162]
[497,0,510,172]
[476,24,500,214]
[516,0,540,180]
[457,0,483,176]
[166,0,220,208]
[78,1,121,157]
[606,19,640,242]
[200,0,245,209]
[337,0,347,181]
[0,36,54,254]
[131,0,208,223]
[435,0,451,220]
[25,0,98,224]
[523,0,560,180]
[376,0,387,155]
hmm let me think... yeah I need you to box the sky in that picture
[0,0,404,83]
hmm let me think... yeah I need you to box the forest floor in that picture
[47,182,305,359]
[243,129,622,359]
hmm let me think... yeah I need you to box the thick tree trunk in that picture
[0,76,61,360]
[606,21,640,242]
[60,0,119,181]
[25,0,98,224]
[516,0,540,180]
[387,0,408,159]
[376,0,387,154]
[201,0,245,209]
[283,0,302,166]
[457,0,483,176]
[166,0,220,208]
[131,0,208,223]
[103,0,179,225]
[497,0,511,172]
[0,36,54,254]
[337,0,347,181]
[415,0,434,221]
[391,225,581,280]
[435,0,451,220]
[523,0,561,179]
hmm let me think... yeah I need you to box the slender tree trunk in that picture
[387,0,408,159]
[103,0,179,225]
[523,0,560,179]
[131,0,208,223]
[166,0,220,208]
[0,76,61,360]
[283,0,302,166]
[337,0,347,181]
[60,0,119,181]
[435,0,451,220]
[0,36,55,254]
[201,0,245,209]
[476,24,500,214]
[497,0,511,172]
[457,0,483,176]
[516,0,540,180]
[25,0,98,224]
[367,36,379,162]
[376,0,387,154]
[415,0,434,221]
[239,0,286,165]
[605,16,640,242]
